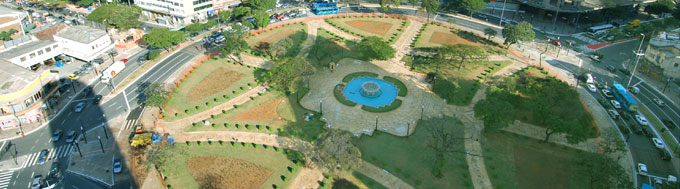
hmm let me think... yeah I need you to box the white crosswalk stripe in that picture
[20,144,74,168]
[0,171,14,189]
[123,119,137,130]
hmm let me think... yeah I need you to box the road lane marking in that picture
[127,55,193,104]
[127,53,187,94]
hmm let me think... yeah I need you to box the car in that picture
[606,65,617,72]
[602,90,613,98]
[653,98,665,107]
[135,124,144,134]
[113,159,123,173]
[638,163,648,175]
[607,109,619,119]
[652,138,665,149]
[73,102,86,113]
[610,100,621,109]
[37,149,49,165]
[635,114,649,126]
[31,175,42,189]
[589,55,602,62]
[549,39,561,46]
[121,58,129,64]
[630,86,640,94]
[138,54,148,62]
[587,84,597,92]
[65,130,76,143]
[51,129,62,142]
[93,95,102,104]
[67,71,80,80]
[619,68,631,75]
[82,87,90,96]
[48,162,60,178]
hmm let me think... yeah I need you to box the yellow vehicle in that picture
[130,133,152,147]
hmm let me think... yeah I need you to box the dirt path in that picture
[355,161,414,189]
[455,87,494,189]
[314,20,362,41]
[289,168,325,189]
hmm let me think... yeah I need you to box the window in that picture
[29,53,36,58]
[45,47,51,52]
[37,50,43,55]
[20,57,26,62]
[24,98,34,107]
[194,4,212,11]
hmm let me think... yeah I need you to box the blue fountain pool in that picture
[343,77,399,108]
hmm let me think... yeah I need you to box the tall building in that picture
[135,0,241,26]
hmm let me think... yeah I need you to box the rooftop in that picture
[0,39,56,59]
[0,60,40,96]
[55,25,108,44]
[0,6,22,17]
[649,37,680,51]
[519,0,654,13]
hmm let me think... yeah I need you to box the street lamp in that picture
[74,140,82,157]
[498,0,507,26]
[406,122,410,138]
[319,100,323,114]
[420,104,425,120]
[80,124,87,144]
[626,34,646,89]
[375,115,378,132]
[98,136,104,153]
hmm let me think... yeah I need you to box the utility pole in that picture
[499,0,507,26]
[319,100,323,114]
[627,34,646,89]
[420,105,425,120]
[375,115,378,132]
[98,136,104,153]
[80,124,87,144]
[74,140,82,157]
[662,78,673,93]
[122,90,131,112]
[406,122,410,138]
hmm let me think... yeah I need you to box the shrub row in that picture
[361,99,402,112]
[383,76,408,97]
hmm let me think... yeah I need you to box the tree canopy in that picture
[253,11,270,30]
[264,57,316,94]
[87,4,141,30]
[644,0,674,15]
[0,29,18,41]
[76,0,94,7]
[502,21,535,47]
[218,10,232,23]
[250,0,276,11]
[185,22,204,34]
[358,36,396,60]
[484,28,498,39]
[474,87,515,131]
[221,24,249,62]
[309,129,362,173]
[461,0,486,17]
[143,83,170,111]
[142,28,186,50]
[436,44,487,70]
[379,0,400,12]
[421,0,439,23]
[232,7,252,19]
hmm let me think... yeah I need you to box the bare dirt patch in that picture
[260,29,298,45]
[513,145,571,189]
[429,32,479,46]
[187,68,244,101]
[232,97,285,121]
[186,156,273,188]
[345,20,393,35]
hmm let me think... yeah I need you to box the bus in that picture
[588,24,614,33]
[611,84,639,111]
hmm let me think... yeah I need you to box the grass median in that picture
[638,105,680,156]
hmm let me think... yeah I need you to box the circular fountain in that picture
[360,81,382,98]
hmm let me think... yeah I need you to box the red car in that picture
[121,58,129,64]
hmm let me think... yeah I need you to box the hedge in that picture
[361,99,402,112]
[383,76,407,97]
[333,84,357,107]
[342,72,379,82]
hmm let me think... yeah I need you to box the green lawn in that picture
[354,116,472,188]
[245,22,307,58]
[342,71,378,82]
[162,144,301,189]
[383,76,407,97]
[165,58,256,121]
[334,84,357,107]
[325,15,407,42]
[307,28,363,67]
[352,171,388,189]
[184,92,283,133]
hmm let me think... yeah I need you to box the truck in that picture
[101,60,126,83]
[130,133,152,147]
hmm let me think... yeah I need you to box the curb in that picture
[66,169,114,188]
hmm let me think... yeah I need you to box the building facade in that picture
[644,36,680,80]
[135,0,216,25]
[0,64,59,130]
[53,25,114,62]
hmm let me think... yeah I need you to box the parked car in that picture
[610,100,621,109]
[93,95,102,104]
[73,102,86,113]
[37,149,49,165]
[607,109,620,120]
[630,86,640,94]
[602,90,613,98]
[113,159,123,173]
[606,65,617,72]
[51,129,62,142]
[619,68,631,75]
[587,84,597,92]
[65,130,76,143]
[31,175,42,189]
[653,98,665,107]
[652,138,665,149]
[638,163,648,175]
[635,114,649,126]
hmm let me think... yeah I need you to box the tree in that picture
[264,56,316,94]
[0,29,18,41]
[426,117,463,178]
[438,44,487,70]
[271,38,294,59]
[408,0,419,6]
[232,7,252,19]
[461,0,486,17]
[218,10,232,23]
[573,152,632,188]
[221,24,249,62]
[645,0,674,16]
[358,36,396,60]
[379,0,400,14]
[76,0,94,7]
[309,129,362,173]
[674,6,680,20]
[250,0,276,11]
[143,83,170,111]
[142,28,186,50]
[87,4,141,30]
[185,22,204,34]
[421,0,439,23]
[483,28,497,39]
[502,21,535,47]
[253,11,270,30]
[474,88,515,131]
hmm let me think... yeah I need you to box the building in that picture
[135,0,215,25]
[643,35,680,80]
[0,63,59,130]
[0,39,60,70]
[53,25,114,62]
[0,6,29,35]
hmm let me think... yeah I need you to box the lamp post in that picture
[626,34,646,89]
[319,100,323,114]
[102,124,108,139]
[498,0,507,26]
[375,115,378,132]
[662,78,673,93]
[420,104,425,120]
[98,136,104,153]
[406,122,410,138]
[80,124,87,144]
[74,140,82,157]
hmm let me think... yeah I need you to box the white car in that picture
[635,114,649,126]
[602,90,613,98]
[610,100,621,109]
[652,138,665,149]
[587,84,597,92]
[638,163,648,175]
[653,98,665,107]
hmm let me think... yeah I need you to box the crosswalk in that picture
[122,119,138,130]
[0,171,14,189]
[21,145,73,168]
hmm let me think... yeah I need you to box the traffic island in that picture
[66,125,117,187]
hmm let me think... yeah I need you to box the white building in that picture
[135,0,216,25]
[0,39,60,70]
[53,25,114,62]
[644,36,680,80]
